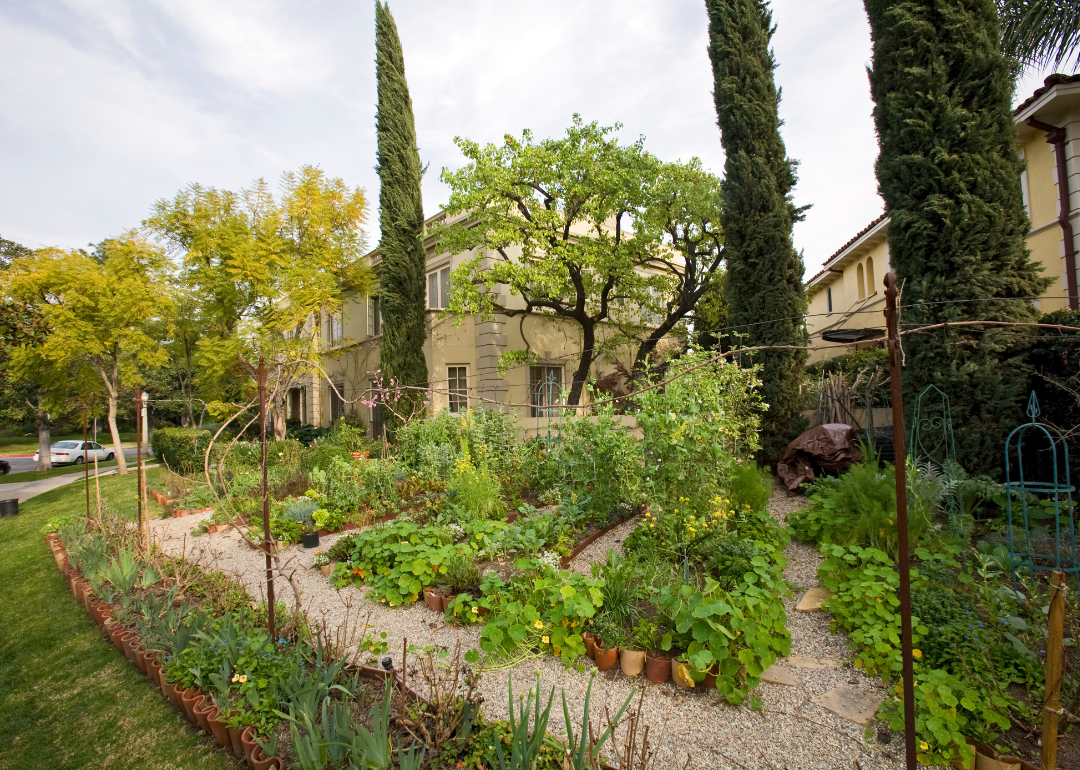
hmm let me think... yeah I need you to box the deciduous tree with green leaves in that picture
[3,234,173,473]
[375,0,429,430]
[705,0,809,465]
[435,117,725,406]
[864,0,1053,473]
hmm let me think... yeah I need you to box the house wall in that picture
[806,235,889,364]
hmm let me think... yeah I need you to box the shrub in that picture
[152,427,212,474]
[558,405,643,521]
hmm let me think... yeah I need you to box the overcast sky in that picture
[0,0,1063,277]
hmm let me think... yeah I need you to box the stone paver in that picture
[811,685,884,725]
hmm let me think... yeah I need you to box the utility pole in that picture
[257,358,276,638]
[884,272,917,770]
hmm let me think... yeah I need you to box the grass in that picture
[0,432,136,456]
[0,469,235,770]
[0,461,122,484]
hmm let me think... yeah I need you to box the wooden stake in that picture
[1041,570,1065,770]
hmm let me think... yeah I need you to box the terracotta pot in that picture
[583,632,597,660]
[108,623,127,650]
[241,725,259,766]
[228,725,246,759]
[645,652,671,684]
[620,649,646,677]
[181,687,202,725]
[319,564,333,576]
[207,707,231,749]
[701,662,719,690]
[249,746,279,770]
[194,694,215,733]
[440,593,458,612]
[147,656,163,689]
[594,641,618,672]
[671,659,695,688]
[133,645,149,675]
[163,679,182,707]
[118,631,136,662]
[423,587,442,612]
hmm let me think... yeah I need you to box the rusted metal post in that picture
[135,385,144,552]
[257,358,276,638]
[83,404,90,525]
[884,272,917,770]
[1042,570,1065,770]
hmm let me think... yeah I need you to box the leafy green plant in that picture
[445,554,481,593]
[494,674,555,770]
[558,404,643,522]
[592,550,641,628]
[560,673,635,770]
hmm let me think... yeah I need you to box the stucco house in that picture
[806,73,1080,363]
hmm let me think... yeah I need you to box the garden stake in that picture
[257,358,276,639]
[135,385,144,553]
[884,272,916,770]
[1041,570,1065,770]
[83,403,90,525]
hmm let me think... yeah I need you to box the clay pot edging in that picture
[440,593,458,612]
[207,708,231,749]
[241,725,259,767]
[319,564,333,576]
[671,658,695,688]
[228,724,246,760]
[423,587,442,612]
[583,632,597,660]
[620,648,646,677]
[250,746,280,770]
[163,679,182,707]
[644,652,671,685]
[594,642,618,672]
[180,687,202,725]
[193,694,215,733]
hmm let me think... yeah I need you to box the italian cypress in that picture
[864,0,1052,474]
[375,1,428,428]
[705,0,809,464]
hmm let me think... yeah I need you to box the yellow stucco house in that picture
[287,210,659,436]
[806,73,1080,363]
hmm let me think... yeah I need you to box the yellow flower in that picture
[534,620,543,629]
[542,636,549,644]
[919,741,928,751]
[476,533,484,540]
[239,675,248,683]
[231,674,239,683]
[912,649,922,659]
[471,607,479,614]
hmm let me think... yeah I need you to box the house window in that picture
[447,366,468,413]
[530,366,563,417]
[369,379,385,439]
[856,263,866,300]
[329,310,343,346]
[1019,148,1031,219]
[329,382,345,422]
[865,257,876,296]
[428,267,452,309]
[368,295,381,336]
[826,287,833,314]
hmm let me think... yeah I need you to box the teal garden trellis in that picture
[1004,392,1077,588]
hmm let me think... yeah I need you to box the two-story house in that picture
[806,73,1080,363]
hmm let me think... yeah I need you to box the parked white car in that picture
[33,441,115,466]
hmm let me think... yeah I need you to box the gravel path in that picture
[148,484,906,770]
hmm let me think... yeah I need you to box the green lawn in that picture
[0,470,237,770]
[0,432,136,456]
[0,461,121,484]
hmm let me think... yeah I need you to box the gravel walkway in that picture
[148,483,906,770]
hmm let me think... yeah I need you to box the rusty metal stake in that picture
[83,404,90,525]
[257,358,276,639]
[1042,570,1065,770]
[884,272,916,770]
[135,385,144,553]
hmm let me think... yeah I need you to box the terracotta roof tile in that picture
[1014,73,1080,116]
[806,212,888,287]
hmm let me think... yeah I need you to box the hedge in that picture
[151,428,212,474]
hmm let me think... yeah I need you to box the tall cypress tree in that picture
[864,0,1052,474]
[705,0,808,465]
[375,1,428,428]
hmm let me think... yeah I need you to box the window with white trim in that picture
[447,366,468,413]
[368,295,381,336]
[329,310,343,346]
[428,267,452,309]
[529,366,563,417]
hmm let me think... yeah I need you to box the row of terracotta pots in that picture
[581,631,713,688]
[52,535,281,770]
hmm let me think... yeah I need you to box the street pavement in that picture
[2,446,142,475]
[0,460,160,503]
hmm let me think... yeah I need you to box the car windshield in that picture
[53,441,81,449]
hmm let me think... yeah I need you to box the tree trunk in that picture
[272,397,287,441]
[107,392,127,475]
[566,322,596,407]
[36,413,52,471]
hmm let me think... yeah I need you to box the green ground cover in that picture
[0,469,233,770]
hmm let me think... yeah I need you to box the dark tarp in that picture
[776,423,863,493]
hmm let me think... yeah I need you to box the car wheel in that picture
[75,456,85,464]
[0,465,8,476]
[106,453,115,460]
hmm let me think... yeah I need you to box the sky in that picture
[0,0,1065,278]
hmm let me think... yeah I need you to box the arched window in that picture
[857,263,865,299]
[866,257,876,296]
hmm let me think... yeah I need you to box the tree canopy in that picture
[435,117,724,406]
